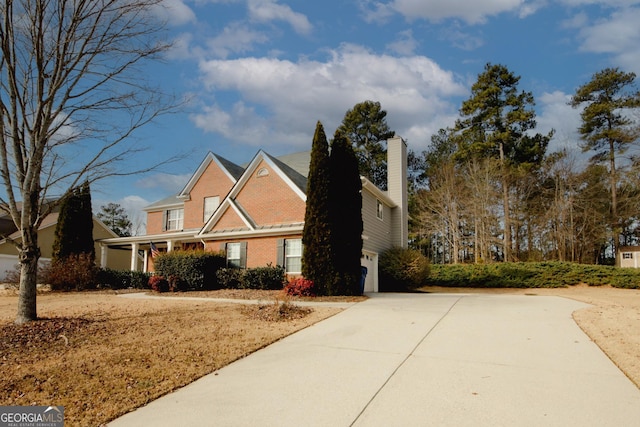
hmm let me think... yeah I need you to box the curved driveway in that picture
[110,293,640,426]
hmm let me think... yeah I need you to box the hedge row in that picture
[426,262,640,289]
[153,250,226,291]
[216,264,285,290]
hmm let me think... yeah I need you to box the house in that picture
[98,136,408,292]
[0,210,131,281]
[617,246,640,268]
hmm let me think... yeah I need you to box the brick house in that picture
[98,137,408,292]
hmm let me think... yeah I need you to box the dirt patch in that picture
[420,284,640,389]
[0,291,342,427]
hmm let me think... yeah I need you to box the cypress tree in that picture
[328,130,363,295]
[302,122,333,294]
[52,181,95,261]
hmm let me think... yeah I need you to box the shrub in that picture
[153,250,226,290]
[242,264,285,290]
[284,277,316,297]
[96,268,151,290]
[216,268,244,289]
[149,275,169,293]
[44,253,99,291]
[425,262,640,289]
[379,247,430,292]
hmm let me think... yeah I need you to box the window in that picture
[204,196,220,222]
[165,208,184,231]
[257,167,269,177]
[226,242,247,268]
[376,199,383,220]
[623,252,633,260]
[284,239,302,274]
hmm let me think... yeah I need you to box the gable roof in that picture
[199,150,307,235]
[178,152,243,200]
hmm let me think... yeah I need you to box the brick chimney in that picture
[386,136,408,248]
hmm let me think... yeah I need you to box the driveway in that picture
[109,293,640,426]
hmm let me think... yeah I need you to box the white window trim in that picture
[204,196,220,222]
[376,199,384,221]
[284,238,302,274]
[166,208,184,231]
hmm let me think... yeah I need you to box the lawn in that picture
[0,290,343,427]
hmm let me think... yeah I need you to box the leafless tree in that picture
[0,0,177,323]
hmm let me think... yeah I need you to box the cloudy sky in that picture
[92,0,640,230]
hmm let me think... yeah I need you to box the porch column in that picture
[167,240,174,252]
[130,242,139,271]
[143,249,149,273]
[100,244,108,268]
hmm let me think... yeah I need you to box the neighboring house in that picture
[0,211,131,281]
[98,136,408,292]
[617,246,640,268]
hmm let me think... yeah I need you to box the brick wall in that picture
[183,161,235,229]
[235,160,305,226]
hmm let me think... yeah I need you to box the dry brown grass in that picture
[0,291,342,427]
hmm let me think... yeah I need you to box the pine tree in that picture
[570,67,640,255]
[337,100,395,189]
[97,202,133,237]
[328,130,363,295]
[302,122,333,294]
[52,181,95,262]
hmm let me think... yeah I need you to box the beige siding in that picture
[361,190,393,254]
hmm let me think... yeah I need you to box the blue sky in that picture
[90,0,640,232]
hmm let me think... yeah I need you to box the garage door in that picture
[361,251,377,293]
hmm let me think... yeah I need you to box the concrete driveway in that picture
[109,293,640,426]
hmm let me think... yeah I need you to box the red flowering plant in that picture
[149,275,169,293]
[283,277,316,297]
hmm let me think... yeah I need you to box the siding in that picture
[361,190,393,254]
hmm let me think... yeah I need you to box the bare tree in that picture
[0,0,176,323]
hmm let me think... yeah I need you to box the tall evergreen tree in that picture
[97,202,133,237]
[455,63,551,261]
[328,130,363,295]
[302,122,333,294]
[570,67,640,255]
[337,100,395,189]
[52,182,95,262]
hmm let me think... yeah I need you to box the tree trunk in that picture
[499,142,512,262]
[609,139,618,258]
[15,227,40,324]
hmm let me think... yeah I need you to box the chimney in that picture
[387,136,408,248]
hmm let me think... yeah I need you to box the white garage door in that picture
[361,251,377,293]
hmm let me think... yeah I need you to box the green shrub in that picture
[96,268,151,290]
[242,264,285,290]
[216,268,244,289]
[379,247,430,292]
[425,262,640,289]
[153,250,226,290]
[215,264,286,290]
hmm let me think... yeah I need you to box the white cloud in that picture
[577,7,640,72]
[135,173,191,192]
[536,91,582,154]
[367,0,534,24]
[206,22,269,58]
[561,11,589,29]
[247,0,313,35]
[156,0,197,26]
[192,45,467,150]
[386,30,419,56]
